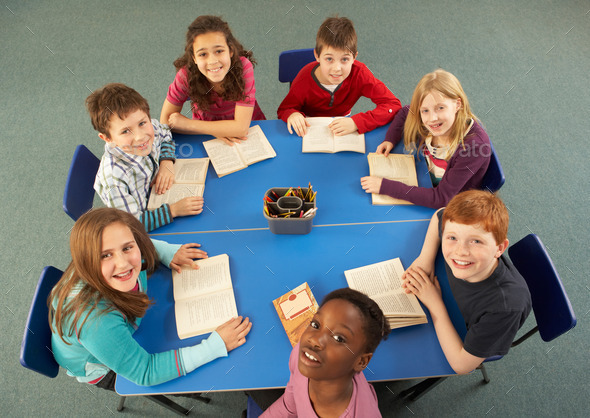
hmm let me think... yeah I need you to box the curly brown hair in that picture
[173,15,255,112]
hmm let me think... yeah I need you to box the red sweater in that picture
[277,60,401,134]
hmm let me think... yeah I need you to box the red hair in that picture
[442,190,509,244]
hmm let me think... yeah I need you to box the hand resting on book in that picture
[170,196,204,218]
[375,140,394,156]
[152,160,175,194]
[402,266,443,312]
[169,243,208,273]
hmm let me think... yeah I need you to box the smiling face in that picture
[441,220,509,283]
[99,109,154,157]
[419,90,462,144]
[298,299,369,381]
[192,31,233,89]
[314,46,356,85]
[100,222,142,292]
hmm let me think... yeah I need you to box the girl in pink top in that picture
[161,16,265,145]
[263,288,391,418]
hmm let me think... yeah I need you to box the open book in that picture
[367,152,418,205]
[272,282,319,347]
[172,254,239,339]
[203,125,276,177]
[147,158,209,210]
[302,117,365,154]
[344,258,427,329]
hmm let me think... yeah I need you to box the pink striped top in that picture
[166,56,265,121]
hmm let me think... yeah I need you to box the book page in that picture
[333,132,365,154]
[302,124,334,153]
[368,153,418,205]
[203,138,247,177]
[235,125,277,165]
[174,158,209,184]
[172,254,231,301]
[344,258,425,317]
[175,288,238,339]
[147,183,204,210]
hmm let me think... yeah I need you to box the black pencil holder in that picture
[264,187,316,235]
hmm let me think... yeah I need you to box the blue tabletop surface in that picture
[116,221,466,395]
[151,120,434,235]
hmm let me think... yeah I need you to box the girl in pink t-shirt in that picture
[263,288,391,418]
[161,16,265,145]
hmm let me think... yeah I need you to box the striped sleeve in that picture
[152,120,176,162]
[139,204,173,232]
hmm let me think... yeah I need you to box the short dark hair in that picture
[315,16,358,56]
[85,83,150,137]
[321,288,390,353]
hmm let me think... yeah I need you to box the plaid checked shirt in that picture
[94,119,176,232]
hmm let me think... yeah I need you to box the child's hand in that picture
[287,112,309,137]
[170,196,204,218]
[360,176,383,194]
[218,136,247,146]
[152,160,175,194]
[329,118,358,136]
[376,141,394,156]
[168,112,190,131]
[216,316,252,352]
[402,266,443,310]
[169,243,208,273]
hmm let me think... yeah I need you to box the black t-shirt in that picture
[438,210,532,358]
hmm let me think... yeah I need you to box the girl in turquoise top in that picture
[50,208,251,388]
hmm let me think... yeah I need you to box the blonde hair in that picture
[404,69,476,157]
[50,208,157,343]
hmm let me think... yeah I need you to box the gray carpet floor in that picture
[2,0,588,416]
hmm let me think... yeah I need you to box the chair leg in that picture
[478,364,491,383]
[398,377,447,401]
[117,396,126,411]
[146,395,191,416]
[192,394,211,404]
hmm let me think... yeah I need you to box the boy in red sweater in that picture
[277,16,401,137]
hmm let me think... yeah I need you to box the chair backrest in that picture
[63,144,100,221]
[246,396,263,418]
[278,48,316,86]
[20,266,64,378]
[508,234,577,342]
[480,139,505,193]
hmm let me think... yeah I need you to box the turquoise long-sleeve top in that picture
[51,239,227,386]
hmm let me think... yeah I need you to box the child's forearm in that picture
[429,305,483,374]
[175,117,250,138]
[417,210,442,268]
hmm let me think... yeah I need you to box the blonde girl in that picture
[161,15,265,145]
[361,69,491,208]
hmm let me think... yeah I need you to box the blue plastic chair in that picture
[20,266,196,415]
[278,48,316,86]
[400,233,577,399]
[476,233,577,382]
[20,266,63,378]
[480,140,505,193]
[63,144,101,221]
[246,396,264,418]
